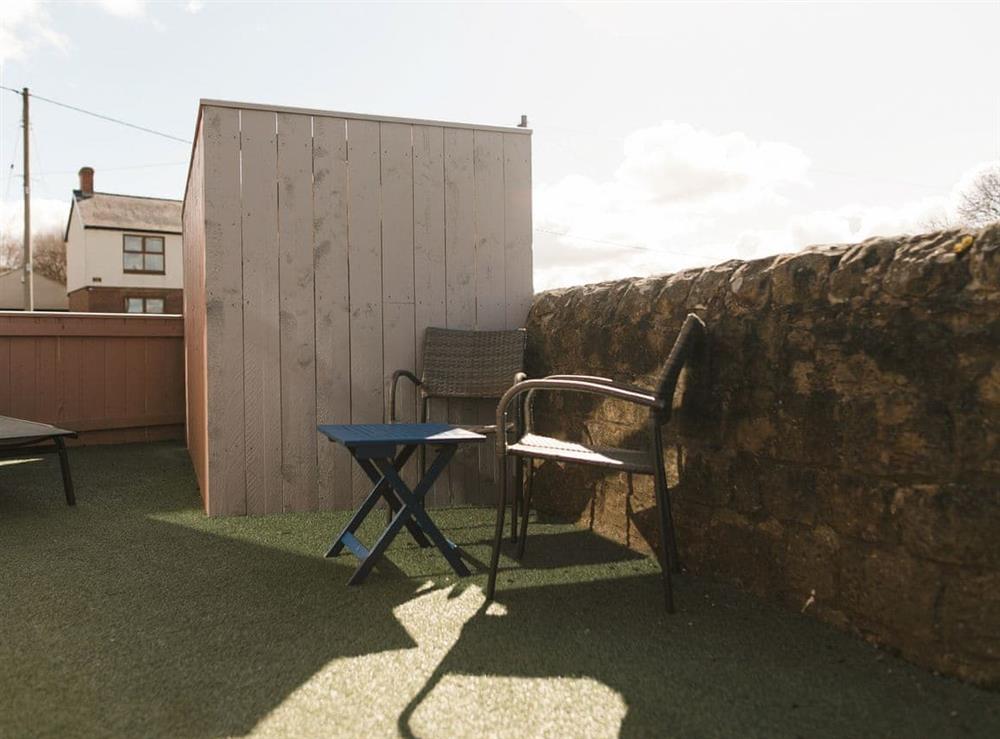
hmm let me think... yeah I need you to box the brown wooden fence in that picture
[0,312,185,444]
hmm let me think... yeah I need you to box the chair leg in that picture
[516,459,533,560]
[510,457,522,543]
[652,471,675,614]
[486,455,508,602]
[652,427,677,613]
[55,437,75,506]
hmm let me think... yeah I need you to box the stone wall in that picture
[524,224,1000,687]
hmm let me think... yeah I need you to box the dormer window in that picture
[123,235,165,274]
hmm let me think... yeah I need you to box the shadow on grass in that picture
[0,442,421,738]
[398,571,1000,738]
[3,442,999,738]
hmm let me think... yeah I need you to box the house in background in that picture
[0,268,68,310]
[65,167,183,314]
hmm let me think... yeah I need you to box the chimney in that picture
[78,166,94,196]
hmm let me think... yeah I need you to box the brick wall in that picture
[68,287,183,314]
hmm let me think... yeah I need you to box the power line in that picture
[0,85,191,144]
[3,135,21,203]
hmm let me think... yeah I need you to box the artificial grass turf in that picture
[0,441,997,738]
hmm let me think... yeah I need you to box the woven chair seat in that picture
[507,433,655,474]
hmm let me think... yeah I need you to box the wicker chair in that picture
[389,327,528,535]
[486,313,707,613]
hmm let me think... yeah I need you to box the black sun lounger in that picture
[0,416,77,505]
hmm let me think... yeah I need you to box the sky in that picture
[1,0,998,289]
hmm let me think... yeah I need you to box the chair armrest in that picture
[495,378,661,457]
[389,370,422,423]
[523,374,653,433]
[513,372,528,436]
[539,374,654,396]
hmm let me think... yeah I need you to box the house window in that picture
[123,235,165,274]
[125,297,166,314]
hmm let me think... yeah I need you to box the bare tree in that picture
[921,163,1000,232]
[955,165,1000,228]
[33,230,67,284]
[0,227,67,284]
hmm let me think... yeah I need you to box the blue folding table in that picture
[318,423,485,584]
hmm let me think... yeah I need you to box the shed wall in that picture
[184,103,532,515]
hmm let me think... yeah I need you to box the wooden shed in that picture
[183,99,532,516]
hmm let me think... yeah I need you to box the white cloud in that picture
[615,121,810,206]
[0,197,69,241]
[185,0,205,13]
[97,0,146,18]
[535,120,812,289]
[534,120,988,291]
[0,0,69,63]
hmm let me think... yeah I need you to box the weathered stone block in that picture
[890,484,1000,567]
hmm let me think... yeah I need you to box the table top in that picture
[317,423,486,448]
[0,415,76,443]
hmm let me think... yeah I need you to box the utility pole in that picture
[22,87,33,312]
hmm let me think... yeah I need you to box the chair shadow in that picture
[396,571,1000,739]
[0,442,425,738]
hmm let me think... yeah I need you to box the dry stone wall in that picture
[525,224,1000,687]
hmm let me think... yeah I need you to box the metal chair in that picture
[486,313,707,612]
[389,327,528,536]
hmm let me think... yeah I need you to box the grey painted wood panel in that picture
[277,112,318,512]
[187,102,532,515]
[473,131,508,501]
[443,128,479,505]
[412,125,448,505]
[504,133,534,329]
[313,116,353,511]
[240,108,282,515]
[346,119,384,504]
[182,118,208,502]
[202,105,246,515]
[380,122,416,423]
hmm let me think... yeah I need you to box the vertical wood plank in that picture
[380,122,417,487]
[474,130,506,331]
[412,125,448,505]
[347,119,384,503]
[277,111,318,512]
[443,127,478,505]
[240,108,283,515]
[0,338,10,415]
[444,128,477,329]
[34,337,58,423]
[313,115,353,511]
[202,105,246,516]
[124,337,145,421]
[504,132,533,329]
[473,130,508,503]
[81,337,106,423]
[104,338,128,422]
[57,337,82,426]
[9,338,36,420]
[145,338,175,417]
[183,120,209,502]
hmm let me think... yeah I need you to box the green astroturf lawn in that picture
[1,441,998,738]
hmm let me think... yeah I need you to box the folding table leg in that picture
[370,448,471,578]
[358,457,431,548]
[55,437,75,506]
[325,446,415,558]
